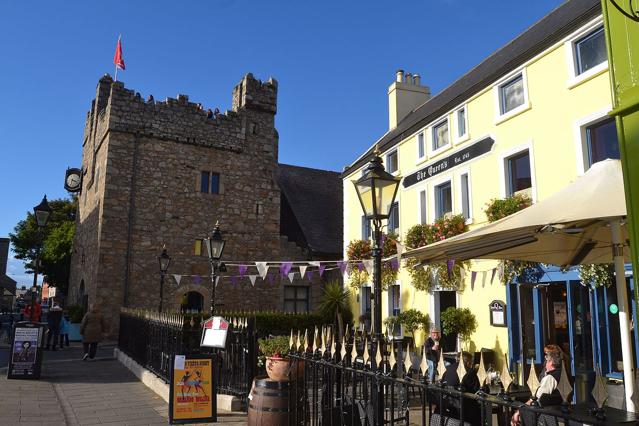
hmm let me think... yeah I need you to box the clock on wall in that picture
[64,168,83,193]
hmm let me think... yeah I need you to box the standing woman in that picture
[80,304,106,360]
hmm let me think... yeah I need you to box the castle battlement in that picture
[83,73,277,153]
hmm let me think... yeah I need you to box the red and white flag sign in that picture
[113,36,125,70]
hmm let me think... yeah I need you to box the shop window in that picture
[388,202,399,234]
[575,27,607,75]
[417,132,425,159]
[506,150,532,196]
[435,181,452,219]
[460,173,471,220]
[432,120,449,151]
[586,118,620,167]
[419,190,427,224]
[361,216,371,240]
[388,284,401,337]
[386,150,398,173]
[499,74,525,115]
[284,286,309,313]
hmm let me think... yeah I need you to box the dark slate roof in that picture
[278,164,343,255]
[343,0,601,176]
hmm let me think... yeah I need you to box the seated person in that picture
[440,351,482,426]
[511,345,563,426]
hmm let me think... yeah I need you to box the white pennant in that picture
[459,268,466,283]
[215,276,220,287]
[173,274,182,286]
[395,241,405,265]
[482,271,487,287]
[299,265,308,279]
[363,259,374,275]
[309,261,320,269]
[288,272,296,283]
[248,275,257,286]
[255,262,268,279]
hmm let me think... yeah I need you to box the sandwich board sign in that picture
[7,322,45,379]
[200,316,229,348]
[169,353,216,424]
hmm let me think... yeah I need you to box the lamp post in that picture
[353,149,400,425]
[158,247,171,312]
[204,222,226,317]
[30,195,52,323]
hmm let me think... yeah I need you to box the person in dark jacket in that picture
[80,304,107,360]
[441,352,482,425]
[424,326,441,382]
[45,303,63,350]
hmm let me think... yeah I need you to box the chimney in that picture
[388,70,430,130]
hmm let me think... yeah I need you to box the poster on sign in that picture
[200,316,229,348]
[7,323,44,379]
[169,354,216,424]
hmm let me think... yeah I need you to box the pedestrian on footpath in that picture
[80,304,107,361]
[45,302,63,350]
[59,310,70,349]
[23,298,42,322]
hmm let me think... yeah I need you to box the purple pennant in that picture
[230,275,238,286]
[305,270,313,281]
[490,268,497,284]
[238,265,248,278]
[337,261,348,275]
[390,257,399,271]
[319,264,327,277]
[280,262,293,278]
[447,259,455,278]
[357,262,364,272]
[471,271,477,290]
[267,273,275,285]
[193,275,202,285]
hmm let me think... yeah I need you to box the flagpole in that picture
[114,34,121,82]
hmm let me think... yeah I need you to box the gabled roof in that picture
[278,164,343,256]
[343,0,601,176]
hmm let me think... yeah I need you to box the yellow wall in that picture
[342,16,611,369]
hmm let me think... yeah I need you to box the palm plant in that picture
[317,281,351,341]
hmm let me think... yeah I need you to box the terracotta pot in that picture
[264,357,306,381]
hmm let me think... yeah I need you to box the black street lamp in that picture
[30,195,52,322]
[204,222,226,317]
[353,149,400,425]
[158,247,171,312]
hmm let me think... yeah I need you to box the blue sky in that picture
[0,0,562,286]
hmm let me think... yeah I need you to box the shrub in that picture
[440,307,478,345]
[217,310,331,337]
[484,194,532,223]
[384,309,430,337]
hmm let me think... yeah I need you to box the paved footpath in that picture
[0,342,247,426]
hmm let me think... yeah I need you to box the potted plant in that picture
[259,335,295,381]
[66,305,85,341]
[440,307,478,351]
[384,309,430,344]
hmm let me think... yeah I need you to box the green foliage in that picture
[579,264,614,289]
[9,197,77,294]
[216,310,330,337]
[346,233,399,291]
[440,307,478,343]
[404,216,468,292]
[67,305,85,323]
[317,281,353,334]
[384,308,430,337]
[258,335,291,358]
[484,194,532,223]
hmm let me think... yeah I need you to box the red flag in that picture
[113,36,125,70]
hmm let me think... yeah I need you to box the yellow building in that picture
[342,0,628,395]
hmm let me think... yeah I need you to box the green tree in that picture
[9,197,77,294]
[440,307,478,349]
[317,281,352,341]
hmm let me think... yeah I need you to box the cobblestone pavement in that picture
[0,342,247,425]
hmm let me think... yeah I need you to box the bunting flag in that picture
[490,268,497,284]
[193,275,202,285]
[255,262,268,278]
[447,259,455,278]
[498,263,505,283]
[173,274,182,286]
[337,261,348,276]
[248,275,257,286]
[288,272,296,283]
[390,257,399,271]
[395,241,405,266]
[305,270,313,281]
[319,264,327,277]
[460,268,466,283]
[363,259,374,275]
[357,262,364,272]
[215,276,220,287]
[267,273,275,285]
[238,265,248,277]
[481,271,487,287]
[299,265,308,279]
[471,271,477,290]
[309,261,320,269]
[280,262,293,278]
[230,276,238,286]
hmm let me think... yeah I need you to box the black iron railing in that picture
[286,328,636,426]
[118,309,257,407]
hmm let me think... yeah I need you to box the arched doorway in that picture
[181,291,204,313]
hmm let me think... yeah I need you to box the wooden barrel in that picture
[247,376,297,426]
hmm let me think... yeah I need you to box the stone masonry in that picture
[68,73,338,334]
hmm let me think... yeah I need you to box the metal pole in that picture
[611,219,635,412]
[158,272,164,313]
[29,244,40,323]
[372,219,384,425]
[210,261,217,317]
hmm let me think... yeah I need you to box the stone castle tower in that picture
[68,73,323,329]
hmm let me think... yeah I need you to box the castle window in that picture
[200,171,220,194]
[200,171,210,193]
[284,286,309,313]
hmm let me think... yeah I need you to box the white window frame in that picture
[430,116,452,156]
[418,188,428,225]
[454,105,469,144]
[498,141,537,203]
[430,174,454,222]
[416,131,426,162]
[572,105,613,175]
[385,149,400,175]
[564,17,608,89]
[456,168,473,225]
[386,200,400,235]
[493,69,531,125]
